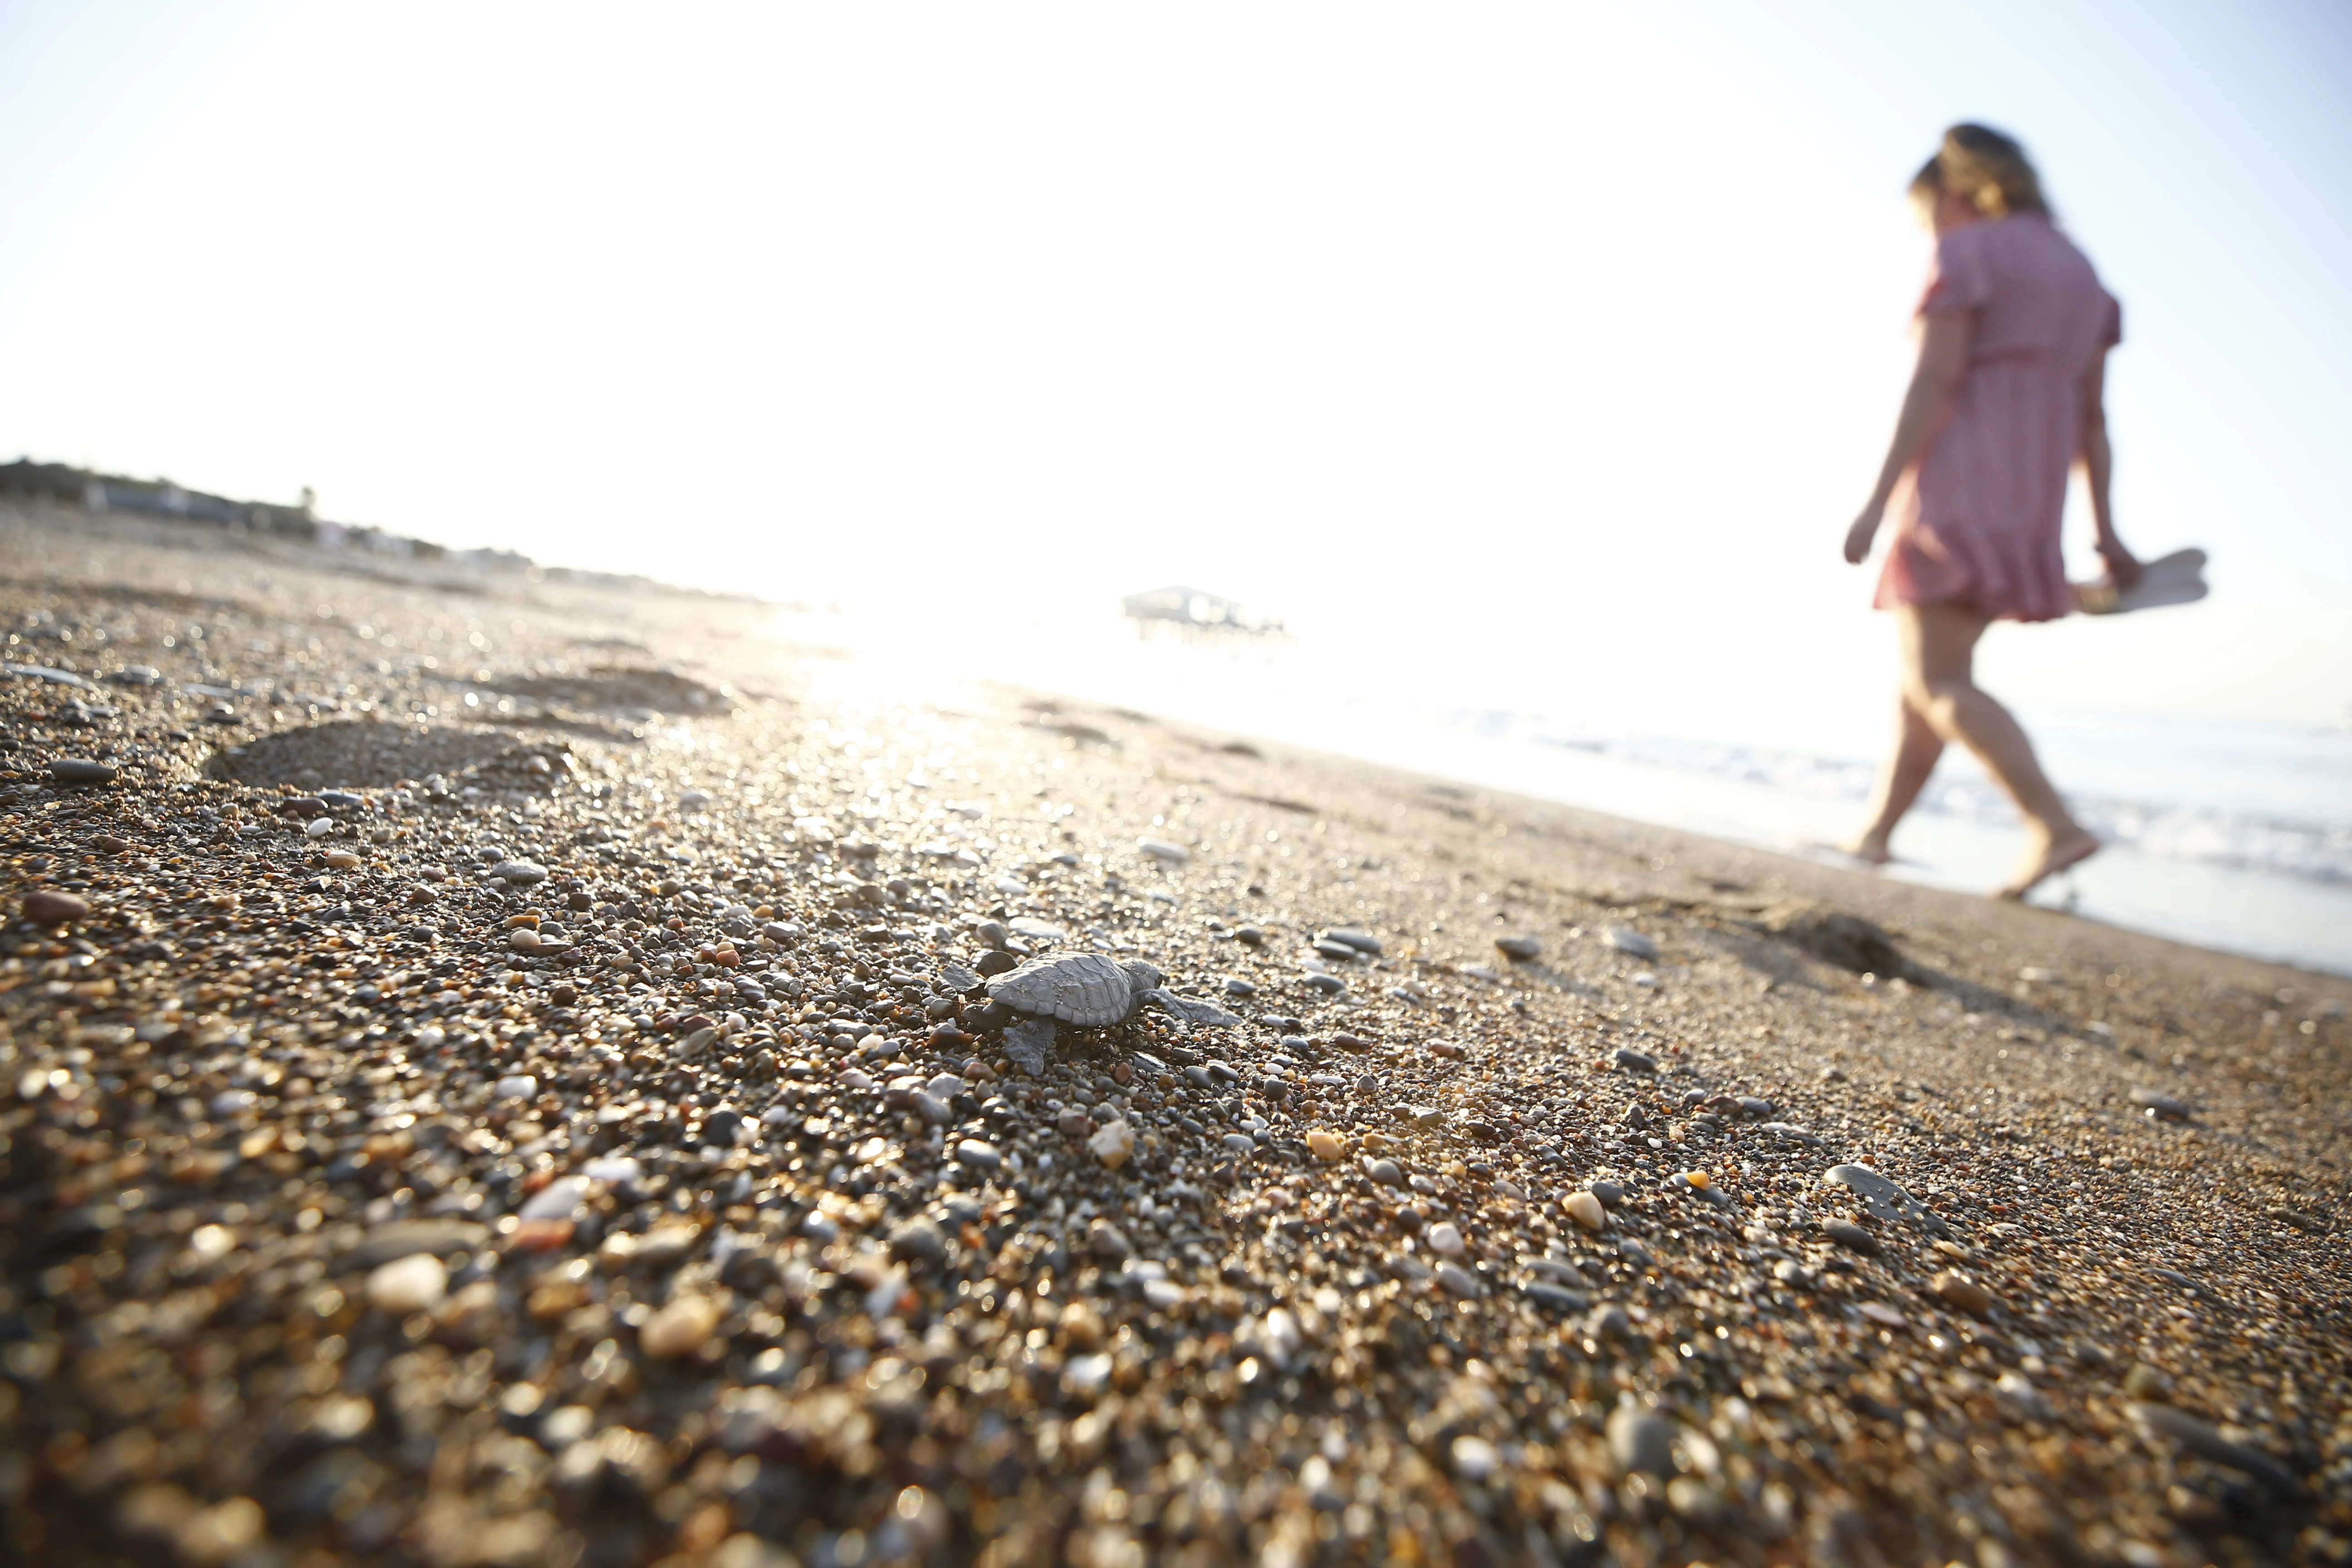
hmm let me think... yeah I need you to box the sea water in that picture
[789,608,2352,978]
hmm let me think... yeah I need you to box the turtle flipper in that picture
[1142,989,1243,1029]
[1004,1017,1057,1076]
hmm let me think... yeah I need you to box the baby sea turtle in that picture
[985,950,1239,1073]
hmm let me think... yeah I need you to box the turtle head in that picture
[1119,959,1166,996]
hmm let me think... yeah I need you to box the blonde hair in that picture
[1909,123,2051,220]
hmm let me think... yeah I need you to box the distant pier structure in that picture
[1119,585,1287,641]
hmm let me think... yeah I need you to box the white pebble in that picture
[1426,1222,1467,1259]
[305,817,335,837]
[494,1074,538,1100]
[367,1254,447,1314]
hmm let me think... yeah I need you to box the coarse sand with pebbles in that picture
[3,500,2349,1568]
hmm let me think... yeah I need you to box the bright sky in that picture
[4,0,2348,739]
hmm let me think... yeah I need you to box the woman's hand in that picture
[1844,502,1885,565]
[2096,537,2143,588]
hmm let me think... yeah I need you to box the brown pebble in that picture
[641,1294,721,1358]
[1931,1271,1995,1317]
[22,890,91,925]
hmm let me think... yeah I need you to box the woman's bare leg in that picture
[1845,693,1945,863]
[1896,602,2097,898]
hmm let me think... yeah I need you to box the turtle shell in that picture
[985,951,1144,1027]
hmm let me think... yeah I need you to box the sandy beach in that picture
[3,499,2346,1567]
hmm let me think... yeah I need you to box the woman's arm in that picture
[2077,348,2141,586]
[1844,310,1974,564]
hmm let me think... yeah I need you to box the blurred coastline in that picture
[789,603,2352,977]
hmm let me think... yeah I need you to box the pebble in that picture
[2130,1087,2191,1121]
[1994,1371,2053,1421]
[1825,1163,1930,1226]
[1564,1191,1607,1231]
[494,1074,539,1100]
[48,757,118,786]
[1435,1262,1481,1298]
[1611,1048,1656,1073]
[2126,1402,2303,1496]
[1930,1271,1995,1317]
[954,1138,1001,1170]
[1365,1158,1405,1188]
[1603,926,1657,959]
[1087,1220,1132,1260]
[489,860,549,885]
[349,1219,488,1269]
[889,1217,947,1264]
[641,1294,722,1359]
[519,1176,588,1222]
[1494,936,1540,960]
[1306,1129,1344,1161]
[1135,837,1191,863]
[305,817,335,837]
[1607,1406,1677,1476]
[1223,977,1257,997]
[21,889,91,925]
[366,1253,448,1314]
[1823,1218,1880,1255]
[1450,1435,1499,1482]
[1321,927,1381,955]
[1590,1181,1625,1207]
[1221,1132,1256,1154]
[1088,1118,1136,1170]
[1425,1222,1467,1258]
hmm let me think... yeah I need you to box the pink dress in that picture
[1874,215,2122,622]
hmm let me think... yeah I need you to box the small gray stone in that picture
[3,662,95,688]
[938,962,982,992]
[2127,1403,2304,1496]
[2129,1087,2191,1121]
[1585,1303,1632,1339]
[489,860,549,885]
[1494,936,1541,961]
[1223,977,1257,998]
[1590,1181,1625,1208]
[1611,1048,1656,1073]
[1321,927,1382,956]
[1823,1218,1880,1255]
[889,1217,947,1264]
[347,1219,490,1270]
[1354,1073,1379,1098]
[1607,1405,1677,1476]
[1603,926,1657,960]
[1222,1132,1257,1154]
[1524,1283,1590,1313]
[48,758,118,786]
[1364,1158,1404,1187]
[954,1139,1001,1170]
[1436,1262,1482,1298]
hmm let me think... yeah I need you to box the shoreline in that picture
[4,501,2347,1565]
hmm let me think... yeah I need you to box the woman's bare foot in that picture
[1995,829,2099,901]
[1835,833,1895,866]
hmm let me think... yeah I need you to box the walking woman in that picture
[1842,124,2140,899]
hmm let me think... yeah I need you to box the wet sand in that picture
[4,500,2347,1567]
